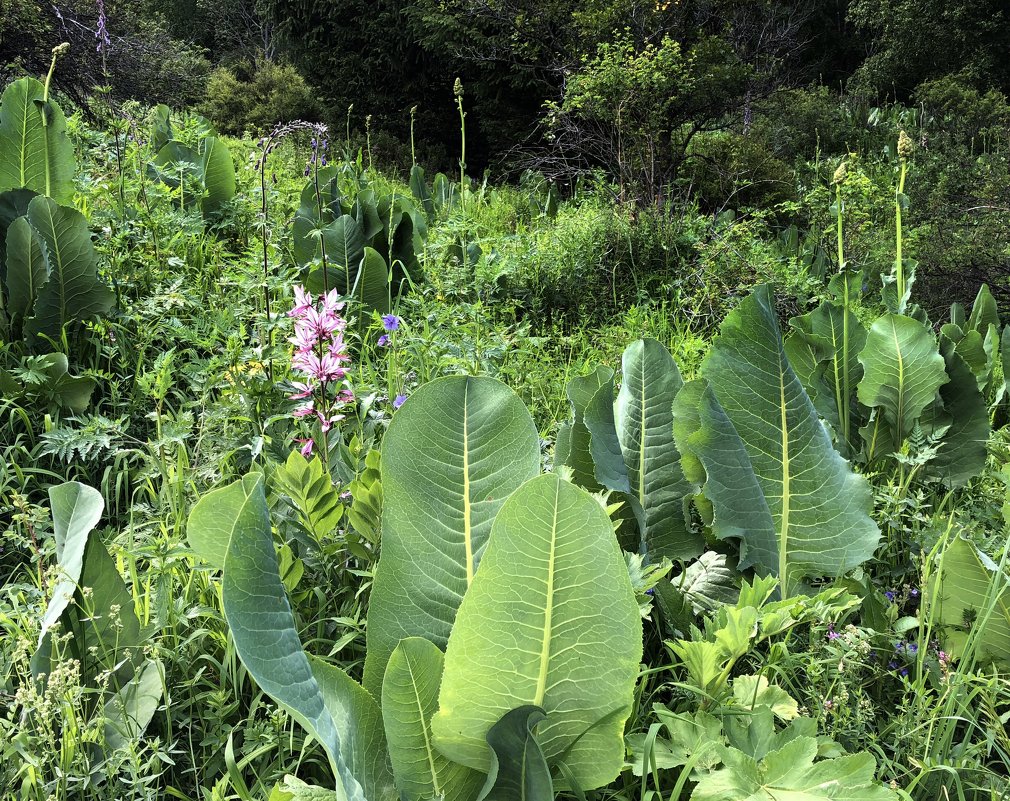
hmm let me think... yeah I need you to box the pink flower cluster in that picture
[288,285,354,455]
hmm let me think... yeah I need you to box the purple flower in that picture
[910,588,919,598]
[888,661,898,670]
[377,334,390,347]
[95,0,111,54]
[827,629,840,641]
[899,667,909,677]
[393,394,407,409]
[885,590,896,602]
[382,314,400,332]
[907,643,918,654]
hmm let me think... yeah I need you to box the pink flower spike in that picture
[298,437,314,456]
[289,286,314,317]
[293,402,316,418]
[337,388,355,404]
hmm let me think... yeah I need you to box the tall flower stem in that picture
[834,164,851,448]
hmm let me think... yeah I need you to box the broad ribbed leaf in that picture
[186,475,367,801]
[0,187,36,282]
[933,536,1010,666]
[297,215,365,295]
[201,136,236,215]
[698,285,879,595]
[37,482,104,644]
[310,657,396,801]
[6,215,48,323]
[856,313,947,455]
[432,474,642,790]
[478,707,552,801]
[615,338,701,561]
[352,246,390,316]
[784,300,867,453]
[554,365,614,489]
[0,78,74,203]
[381,638,483,801]
[103,658,165,752]
[920,344,989,487]
[409,164,434,217]
[967,284,1000,334]
[363,376,540,697]
[23,196,114,346]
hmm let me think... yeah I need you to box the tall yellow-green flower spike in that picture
[454,77,464,99]
[832,161,848,185]
[898,130,914,160]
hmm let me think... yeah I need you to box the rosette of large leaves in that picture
[678,285,880,596]
[2,195,114,347]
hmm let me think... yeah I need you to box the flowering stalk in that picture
[833,161,851,448]
[454,78,466,210]
[256,120,318,379]
[377,313,406,408]
[895,131,914,306]
[288,286,355,464]
[305,124,332,295]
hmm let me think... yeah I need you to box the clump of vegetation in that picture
[9,2,1010,798]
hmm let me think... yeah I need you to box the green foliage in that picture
[199,59,321,135]
[0,77,75,204]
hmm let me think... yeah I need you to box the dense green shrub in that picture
[682,131,795,211]
[198,59,320,134]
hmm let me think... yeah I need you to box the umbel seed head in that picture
[454,78,464,99]
[832,161,848,185]
[898,130,914,160]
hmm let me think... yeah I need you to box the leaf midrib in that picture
[533,478,560,707]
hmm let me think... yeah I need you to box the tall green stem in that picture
[895,160,908,304]
[835,174,851,448]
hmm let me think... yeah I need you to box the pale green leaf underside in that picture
[856,313,948,451]
[382,638,483,801]
[364,376,540,698]
[432,473,642,791]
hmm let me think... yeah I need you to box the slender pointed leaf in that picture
[382,638,483,801]
[615,338,701,561]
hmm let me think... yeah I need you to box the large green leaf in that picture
[310,657,396,801]
[22,195,114,346]
[297,214,365,287]
[363,376,540,698]
[200,136,236,216]
[478,707,553,801]
[554,365,614,490]
[856,313,947,457]
[352,246,390,316]
[692,737,897,801]
[932,536,1010,666]
[0,78,74,203]
[432,473,643,790]
[0,187,36,283]
[920,344,989,487]
[614,338,701,561]
[381,637,483,801]
[696,285,879,595]
[186,475,368,801]
[37,482,104,644]
[784,300,867,454]
[5,215,48,325]
[103,658,165,752]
